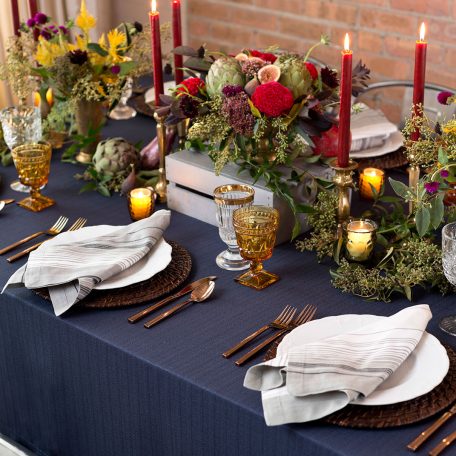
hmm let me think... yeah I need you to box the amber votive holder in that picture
[359,168,384,200]
[127,188,155,221]
[343,218,377,262]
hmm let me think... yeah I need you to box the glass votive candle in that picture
[359,168,384,200]
[127,188,155,221]
[344,219,377,262]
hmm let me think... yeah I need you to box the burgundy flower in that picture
[251,81,294,117]
[179,95,199,118]
[110,65,121,75]
[59,26,68,34]
[34,12,48,24]
[68,50,88,65]
[40,30,52,40]
[321,67,339,88]
[241,59,264,78]
[134,21,143,33]
[221,92,255,136]
[26,18,36,27]
[440,169,450,178]
[222,85,244,98]
[424,181,440,194]
[437,91,453,105]
[250,49,277,63]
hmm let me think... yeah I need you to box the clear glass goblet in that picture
[233,205,280,290]
[11,142,55,212]
[213,184,255,271]
[440,221,456,336]
[0,106,42,193]
[109,77,137,120]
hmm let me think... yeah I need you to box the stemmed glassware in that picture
[11,142,55,212]
[440,221,456,336]
[213,184,255,271]
[232,205,280,290]
[0,106,42,192]
[109,77,137,120]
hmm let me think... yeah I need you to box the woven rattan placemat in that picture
[34,240,192,309]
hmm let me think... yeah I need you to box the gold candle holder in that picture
[408,164,420,214]
[177,118,190,149]
[344,218,377,262]
[127,187,156,221]
[153,110,168,203]
[329,159,358,225]
[359,167,384,200]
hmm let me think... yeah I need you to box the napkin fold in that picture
[244,304,432,426]
[3,210,171,316]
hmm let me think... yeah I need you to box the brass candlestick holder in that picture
[408,164,420,215]
[329,159,358,225]
[177,118,190,149]
[153,110,168,203]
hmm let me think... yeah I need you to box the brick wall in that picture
[186,0,456,123]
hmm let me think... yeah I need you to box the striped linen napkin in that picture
[244,304,432,426]
[3,210,171,316]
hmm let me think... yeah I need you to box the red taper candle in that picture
[337,33,353,168]
[172,0,184,85]
[29,0,38,17]
[149,0,164,107]
[411,22,427,141]
[11,0,20,36]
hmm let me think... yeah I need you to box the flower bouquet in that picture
[160,39,369,237]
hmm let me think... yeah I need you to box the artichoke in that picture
[93,138,139,177]
[206,57,245,97]
[276,56,312,100]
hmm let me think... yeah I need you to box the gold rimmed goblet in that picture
[214,184,255,271]
[232,205,280,290]
[11,142,55,212]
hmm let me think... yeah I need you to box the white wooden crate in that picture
[166,150,333,244]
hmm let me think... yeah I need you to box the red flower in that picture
[176,77,205,97]
[250,49,277,63]
[305,62,318,80]
[251,82,294,118]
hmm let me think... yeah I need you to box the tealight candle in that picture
[359,168,384,200]
[128,188,155,221]
[344,219,377,262]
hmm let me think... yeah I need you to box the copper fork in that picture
[234,304,317,366]
[7,217,87,263]
[0,215,69,255]
[223,305,297,358]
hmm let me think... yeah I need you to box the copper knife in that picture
[127,276,217,323]
[0,199,14,205]
[429,429,456,456]
[407,403,456,451]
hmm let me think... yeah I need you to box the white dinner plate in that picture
[350,130,404,159]
[278,314,449,406]
[145,81,176,104]
[93,234,172,290]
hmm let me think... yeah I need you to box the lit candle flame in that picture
[344,33,350,52]
[33,92,40,108]
[151,0,157,12]
[419,22,426,41]
[46,88,54,107]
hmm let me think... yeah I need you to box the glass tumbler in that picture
[440,222,456,336]
[233,205,280,290]
[213,184,255,271]
[0,106,42,192]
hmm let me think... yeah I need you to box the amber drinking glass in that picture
[233,205,280,290]
[11,143,55,212]
[214,184,255,271]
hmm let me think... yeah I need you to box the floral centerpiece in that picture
[159,39,370,237]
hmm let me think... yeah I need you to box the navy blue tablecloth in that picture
[0,116,455,456]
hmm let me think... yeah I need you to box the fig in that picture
[258,64,281,84]
[248,56,266,66]
[244,78,259,96]
[235,52,249,62]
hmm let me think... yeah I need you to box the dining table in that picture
[0,113,455,456]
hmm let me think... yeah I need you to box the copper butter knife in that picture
[128,276,217,323]
[429,428,456,456]
[407,403,456,451]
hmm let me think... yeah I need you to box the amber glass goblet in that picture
[11,143,55,212]
[233,205,280,290]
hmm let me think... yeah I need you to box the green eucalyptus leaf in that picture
[438,147,448,165]
[404,285,412,301]
[291,219,301,240]
[429,193,445,229]
[415,206,430,237]
[389,178,410,199]
[87,43,109,57]
[79,182,97,193]
[97,184,111,197]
